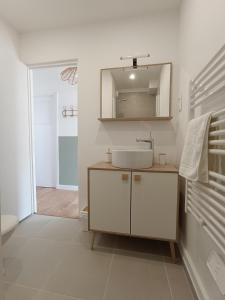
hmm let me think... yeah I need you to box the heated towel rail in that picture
[187,44,225,255]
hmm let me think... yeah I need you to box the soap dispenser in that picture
[105,148,112,163]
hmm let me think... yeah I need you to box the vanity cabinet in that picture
[88,162,179,260]
[131,172,178,240]
[89,170,131,234]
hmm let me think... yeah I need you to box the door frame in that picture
[27,59,78,214]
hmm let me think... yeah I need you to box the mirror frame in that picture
[99,62,173,121]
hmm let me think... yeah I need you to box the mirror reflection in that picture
[101,63,171,119]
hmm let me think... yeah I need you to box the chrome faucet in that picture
[136,132,154,150]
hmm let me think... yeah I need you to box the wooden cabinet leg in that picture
[169,241,176,263]
[91,231,96,250]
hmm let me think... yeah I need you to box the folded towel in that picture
[179,112,212,183]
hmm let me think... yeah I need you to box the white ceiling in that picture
[0,0,180,33]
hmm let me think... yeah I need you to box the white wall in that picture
[178,1,225,299]
[20,9,179,210]
[33,67,78,136]
[0,19,32,221]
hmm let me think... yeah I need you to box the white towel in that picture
[179,112,212,183]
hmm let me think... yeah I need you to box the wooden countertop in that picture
[88,162,178,173]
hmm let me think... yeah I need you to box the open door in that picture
[33,94,58,188]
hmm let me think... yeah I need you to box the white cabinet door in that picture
[89,170,131,234]
[131,172,178,240]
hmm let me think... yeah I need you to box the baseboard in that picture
[56,185,79,191]
[179,242,211,300]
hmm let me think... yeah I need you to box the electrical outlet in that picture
[207,251,225,295]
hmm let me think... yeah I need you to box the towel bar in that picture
[187,44,225,256]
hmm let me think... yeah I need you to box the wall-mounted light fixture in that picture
[120,53,150,69]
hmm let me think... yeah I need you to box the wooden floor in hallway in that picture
[36,187,79,219]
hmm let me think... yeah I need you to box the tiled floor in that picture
[36,188,79,219]
[2,215,197,300]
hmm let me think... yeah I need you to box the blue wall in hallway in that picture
[58,136,78,186]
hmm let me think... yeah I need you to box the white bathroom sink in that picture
[112,149,153,169]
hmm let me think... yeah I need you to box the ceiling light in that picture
[129,73,135,80]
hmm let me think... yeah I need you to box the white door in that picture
[89,170,131,234]
[34,95,57,187]
[131,172,178,240]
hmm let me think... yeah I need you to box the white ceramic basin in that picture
[112,149,153,169]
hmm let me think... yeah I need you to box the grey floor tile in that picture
[44,244,112,300]
[92,233,117,250]
[13,214,52,238]
[72,228,116,251]
[35,217,116,251]
[104,253,172,300]
[165,262,195,300]
[3,238,70,289]
[2,215,196,300]
[73,228,93,248]
[36,290,82,300]
[114,235,165,259]
[3,282,37,300]
[3,236,28,259]
[35,217,80,242]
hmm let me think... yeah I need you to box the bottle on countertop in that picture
[105,148,112,163]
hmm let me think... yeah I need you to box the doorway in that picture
[29,62,79,219]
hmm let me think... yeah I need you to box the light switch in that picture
[207,251,225,295]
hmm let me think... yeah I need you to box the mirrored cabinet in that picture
[99,62,172,121]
